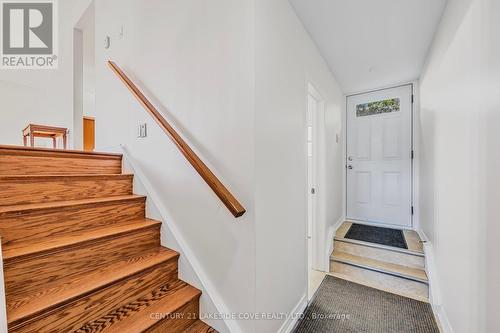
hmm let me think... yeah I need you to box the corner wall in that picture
[94,1,256,332]
[254,0,344,332]
[419,0,500,331]
[93,1,344,332]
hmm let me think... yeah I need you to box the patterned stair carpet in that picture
[293,275,439,333]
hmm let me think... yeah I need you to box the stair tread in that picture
[0,194,145,215]
[8,247,179,324]
[334,236,425,256]
[0,145,122,159]
[184,320,218,333]
[3,218,161,260]
[329,272,429,303]
[95,283,201,333]
[0,173,133,181]
[331,251,428,282]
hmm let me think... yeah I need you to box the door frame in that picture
[306,82,326,300]
[343,83,416,230]
[306,82,322,270]
[83,116,95,152]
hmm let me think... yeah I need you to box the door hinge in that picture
[411,206,414,215]
[411,94,414,103]
[411,150,414,159]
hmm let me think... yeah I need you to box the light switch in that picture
[119,25,125,40]
[137,123,147,138]
[104,36,111,49]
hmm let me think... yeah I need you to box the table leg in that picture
[30,131,35,147]
[52,137,57,149]
[63,133,67,149]
[23,134,27,147]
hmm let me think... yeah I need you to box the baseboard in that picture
[432,304,454,333]
[121,145,238,333]
[416,229,454,333]
[277,294,308,333]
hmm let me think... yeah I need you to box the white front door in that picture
[346,85,412,227]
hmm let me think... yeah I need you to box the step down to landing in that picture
[331,252,428,283]
[331,221,429,302]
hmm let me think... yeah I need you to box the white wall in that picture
[94,1,256,332]
[419,0,500,331]
[74,2,96,150]
[481,2,500,331]
[81,3,96,120]
[254,0,344,332]
[0,1,92,147]
[94,1,344,332]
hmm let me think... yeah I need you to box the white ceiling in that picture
[290,0,447,94]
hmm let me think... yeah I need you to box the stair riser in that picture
[146,299,200,333]
[331,261,429,301]
[0,176,133,206]
[4,226,161,299]
[9,259,179,333]
[335,241,425,269]
[0,154,122,175]
[0,199,145,247]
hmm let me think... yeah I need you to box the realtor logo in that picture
[1,0,58,69]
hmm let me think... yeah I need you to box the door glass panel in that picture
[356,98,400,117]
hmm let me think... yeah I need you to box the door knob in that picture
[347,165,353,169]
[348,156,353,161]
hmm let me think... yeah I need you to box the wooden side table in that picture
[23,124,68,149]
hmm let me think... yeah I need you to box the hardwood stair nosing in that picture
[331,253,428,284]
[0,174,133,182]
[334,236,425,257]
[8,248,180,325]
[0,195,146,216]
[0,145,123,160]
[3,219,162,262]
[184,320,218,333]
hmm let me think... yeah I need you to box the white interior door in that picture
[346,85,412,227]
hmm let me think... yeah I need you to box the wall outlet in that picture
[137,123,147,138]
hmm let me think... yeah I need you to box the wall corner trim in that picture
[277,294,308,333]
[0,242,8,333]
[417,229,454,333]
[325,217,345,270]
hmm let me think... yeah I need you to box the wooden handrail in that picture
[108,61,246,218]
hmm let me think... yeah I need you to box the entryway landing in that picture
[330,221,428,302]
[336,221,424,254]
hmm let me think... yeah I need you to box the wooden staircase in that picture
[0,145,217,333]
